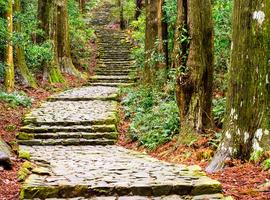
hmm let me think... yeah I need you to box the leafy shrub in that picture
[0,91,32,107]
[263,158,270,170]
[122,82,179,150]
[25,41,53,71]
[213,0,232,72]
[212,97,226,127]
[68,0,95,69]
[123,0,136,25]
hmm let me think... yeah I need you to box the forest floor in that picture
[117,109,270,200]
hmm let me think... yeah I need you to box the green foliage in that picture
[12,0,53,71]
[0,91,32,107]
[163,0,177,53]
[122,70,179,150]
[123,0,136,24]
[263,158,270,170]
[25,41,53,71]
[213,97,226,127]
[250,150,264,163]
[68,0,95,68]
[213,0,232,71]
[130,14,145,69]
[212,0,232,95]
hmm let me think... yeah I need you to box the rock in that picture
[0,151,12,169]
[0,138,12,169]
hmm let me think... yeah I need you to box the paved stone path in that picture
[18,2,227,200]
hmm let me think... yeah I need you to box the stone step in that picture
[17,132,118,140]
[89,82,135,87]
[24,194,228,200]
[99,58,132,62]
[98,44,131,47]
[99,55,132,58]
[96,66,136,71]
[48,86,119,102]
[89,79,134,84]
[97,63,134,67]
[23,118,118,127]
[95,71,133,76]
[99,51,131,54]
[21,124,117,133]
[89,75,137,84]
[95,69,135,73]
[20,145,222,199]
[17,138,116,146]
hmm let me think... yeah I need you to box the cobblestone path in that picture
[18,2,227,200]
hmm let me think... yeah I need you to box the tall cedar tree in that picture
[206,0,270,173]
[4,0,14,92]
[38,0,65,83]
[135,0,143,20]
[57,0,86,79]
[14,0,38,88]
[157,0,169,68]
[175,0,214,132]
[78,0,86,13]
[144,0,158,83]
[38,0,84,83]
[118,0,125,29]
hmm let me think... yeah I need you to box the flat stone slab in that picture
[24,193,227,199]
[20,145,221,199]
[49,86,119,101]
[23,100,118,126]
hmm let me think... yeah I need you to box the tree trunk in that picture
[4,0,15,92]
[135,0,143,20]
[171,0,187,69]
[78,0,86,13]
[118,0,125,29]
[175,0,214,132]
[206,0,270,173]
[38,0,65,83]
[14,0,38,88]
[144,0,158,83]
[57,0,86,79]
[157,0,168,68]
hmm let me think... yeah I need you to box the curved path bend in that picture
[18,2,226,200]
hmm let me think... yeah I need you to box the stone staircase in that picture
[18,2,228,200]
[88,27,137,87]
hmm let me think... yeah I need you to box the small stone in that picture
[0,151,12,170]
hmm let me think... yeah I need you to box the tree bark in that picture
[175,0,214,132]
[118,0,125,29]
[135,0,143,20]
[157,0,168,68]
[78,0,86,13]
[4,0,15,92]
[144,0,158,83]
[38,0,65,83]
[206,0,270,173]
[171,0,187,69]
[57,0,86,79]
[14,0,38,88]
